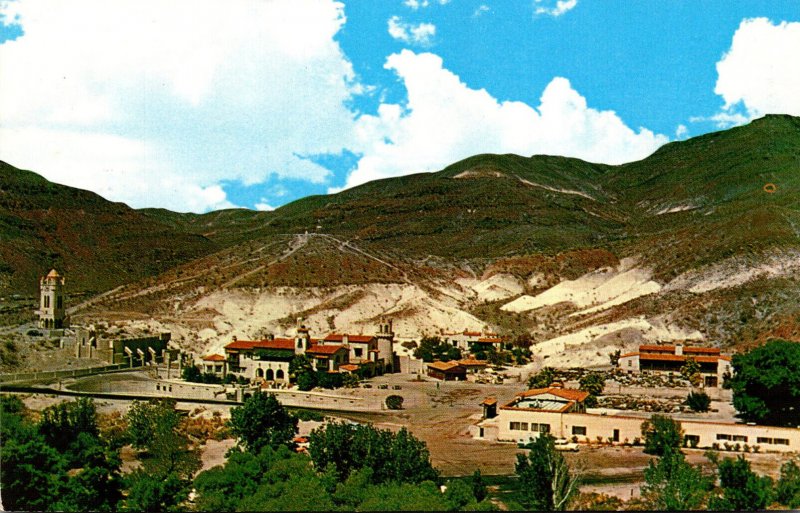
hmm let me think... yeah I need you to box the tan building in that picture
[37,269,68,329]
[201,354,226,376]
[426,360,467,381]
[473,386,800,453]
[618,343,732,387]
[442,329,504,352]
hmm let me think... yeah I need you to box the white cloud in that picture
[675,124,689,139]
[0,0,359,212]
[388,16,436,46]
[714,18,800,120]
[473,5,491,17]
[254,200,276,211]
[403,0,450,9]
[534,0,578,17]
[341,50,667,190]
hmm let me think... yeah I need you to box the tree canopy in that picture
[229,390,298,453]
[514,433,578,511]
[414,336,461,363]
[640,448,712,511]
[728,339,800,426]
[641,414,684,456]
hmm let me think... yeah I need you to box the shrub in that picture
[685,391,711,413]
[385,395,404,410]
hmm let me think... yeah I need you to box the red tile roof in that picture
[339,364,359,372]
[518,387,590,402]
[477,337,503,343]
[307,344,346,355]
[459,358,488,367]
[639,353,720,364]
[202,354,225,362]
[619,352,639,358]
[684,347,721,355]
[323,334,376,343]
[481,397,497,406]
[639,344,720,355]
[427,360,464,372]
[463,331,482,337]
[224,338,295,351]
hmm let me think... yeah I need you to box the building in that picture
[473,386,800,453]
[426,360,467,381]
[442,329,504,352]
[222,320,397,383]
[201,354,226,376]
[74,328,172,365]
[37,269,68,329]
[618,343,732,387]
[458,358,488,374]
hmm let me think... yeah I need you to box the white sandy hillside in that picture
[501,259,661,314]
[185,283,485,358]
[528,316,704,368]
[664,249,800,294]
[457,273,525,302]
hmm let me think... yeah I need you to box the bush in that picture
[385,395,404,410]
[685,391,711,412]
[641,415,683,456]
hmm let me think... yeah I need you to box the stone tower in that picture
[38,269,67,329]
[375,317,395,373]
[295,317,311,354]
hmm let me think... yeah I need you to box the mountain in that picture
[0,162,218,295]
[2,115,798,366]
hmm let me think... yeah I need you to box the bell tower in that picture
[38,269,67,329]
[375,317,395,373]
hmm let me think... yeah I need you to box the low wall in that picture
[0,363,132,385]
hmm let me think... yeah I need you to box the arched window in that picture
[266,369,275,381]
[276,369,285,380]
[256,368,264,378]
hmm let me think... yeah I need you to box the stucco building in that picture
[37,269,68,329]
[618,343,732,387]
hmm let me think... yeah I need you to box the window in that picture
[44,296,50,308]
[716,434,733,441]
[732,435,747,442]
[757,437,772,444]
[530,423,550,433]
[520,422,529,431]
[627,360,632,367]
[57,296,62,309]
[354,348,363,358]
[572,426,587,436]
[775,438,790,446]
[510,422,521,431]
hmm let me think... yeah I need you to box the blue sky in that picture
[0,1,798,212]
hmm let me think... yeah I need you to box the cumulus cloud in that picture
[0,0,359,212]
[474,5,491,17]
[254,200,276,211]
[534,0,578,17]
[341,50,667,189]
[403,0,450,9]
[714,18,800,121]
[388,16,436,46]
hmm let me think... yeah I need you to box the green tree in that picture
[527,366,556,389]
[641,415,683,456]
[357,481,450,511]
[685,390,711,413]
[776,458,800,509]
[38,397,99,462]
[297,370,318,391]
[640,448,711,510]
[680,357,702,386]
[308,422,438,484]
[609,349,621,366]
[470,469,488,502]
[415,336,460,362]
[181,363,202,382]
[728,339,800,426]
[514,434,578,511]
[385,394,404,410]
[229,390,298,453]
[579,372,605,407]
[709,455,773,510]
[290,354,314,381]
[125,399,180,451]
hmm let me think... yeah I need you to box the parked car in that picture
[554,438,579,452]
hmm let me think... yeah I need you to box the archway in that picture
[256,368,264,378]
[266,369,275,381]
[276,369,285,381]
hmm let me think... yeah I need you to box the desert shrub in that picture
[685,390,711,412]
[385,395,404,410]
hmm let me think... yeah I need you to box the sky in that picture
[0,1,798,213]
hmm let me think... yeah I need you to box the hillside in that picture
[0,162,218,295]
[2,116,798,367]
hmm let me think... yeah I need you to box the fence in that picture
[0,363,139,385]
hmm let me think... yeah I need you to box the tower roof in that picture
[46,269,61,278]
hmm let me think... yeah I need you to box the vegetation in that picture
[640,448,712,510]
[776,457,800,509]
[0,396,123,512]
[385,394,404,410]
[527,366,556,389]
[181,363,222,384]
[680,357,702,387]
[578,371,605,407]
[414,335,462,363]
[641,415,683,456]
[728,339,800,426]
[514,434,578,511]
[308,421,439,484]
[229,391,298,453]
[684,390,711,413]
[709,455,774,510]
